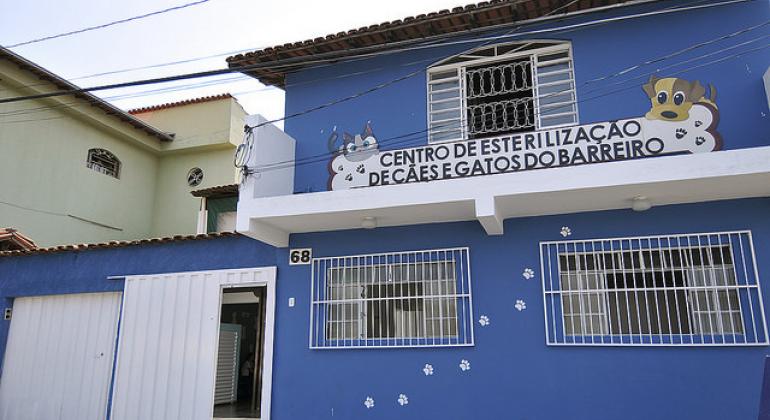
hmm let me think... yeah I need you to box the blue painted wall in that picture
[1,199,770,419]
[283,0,770,193]
[271,198,770,420]
[0,235,276,373]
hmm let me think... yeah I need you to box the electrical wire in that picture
[243,41,770,174]
[0,55,451,120]
[0,0,751,106]
[0,0,742,122]
[0,3,534,95]
[0,0,548,93]
[5,0,216,48]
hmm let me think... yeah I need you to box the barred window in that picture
[427,41,578,143]
[86,148,121,178]
[540,231,768,346]
[310,248,473,349]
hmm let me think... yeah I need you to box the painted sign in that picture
[289,248,313,265]
[327,77,721,190]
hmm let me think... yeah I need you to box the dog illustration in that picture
[642,76,717,121]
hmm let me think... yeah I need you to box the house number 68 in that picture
[289,248,312,265]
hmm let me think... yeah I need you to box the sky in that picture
[0,0,465,122]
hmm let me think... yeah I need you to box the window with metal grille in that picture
[310,248,473,349]
[427,41,578,143]
[86,148,121,178]
[540,231,768,346]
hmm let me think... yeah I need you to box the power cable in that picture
[4,0,216,48]
[0,0,751,106]
[246,41,770,174]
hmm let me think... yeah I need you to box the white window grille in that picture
[310,248,473,349]
[86,148,121,178]
[427,41,578,143]
[540,231,768,346]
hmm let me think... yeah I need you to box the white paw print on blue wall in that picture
[397,394,409,406]
[422,363,434,376]
[364,396,375,409]
[515,299,527,311]
[478,315,490,326]
[560,226,572,237]
[459,359,471,372]
[522,268,535,280]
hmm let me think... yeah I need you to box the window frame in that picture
[540,231,769,347]
[85,148,121,179]
[309,247,474,349]
[426,40,579,144]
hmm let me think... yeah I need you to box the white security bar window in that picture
[540,231,768,346]
[427,41,578,143]
[310,248,473,349]
[86,148,121,178]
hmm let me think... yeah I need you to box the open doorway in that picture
[214,286,267,419]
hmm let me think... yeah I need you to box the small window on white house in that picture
[427,41,578,143]
[541,231,768,346]
[86,148,121,178]
[310,248,473,349]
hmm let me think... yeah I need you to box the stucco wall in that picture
[0,82,161,247]
[134,98,246,151]
[282,0,770,193]
[1,199,769,419]
[150,148,238,237]
[273,198,770,420]
[132,98,244,237]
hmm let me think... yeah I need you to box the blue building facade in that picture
[3,1,770,419]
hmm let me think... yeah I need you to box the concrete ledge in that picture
[237,146,770,246]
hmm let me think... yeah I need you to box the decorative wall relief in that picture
[522,268,535,279]
[560,227,572,237]
[515,299,527,311]
[422,363,434,376]
[478,315,490,326]
[327,122,380,190]
[326,77,722,191]
[459,359,471,372]
[364,396,375,409]
[397,394,409,406]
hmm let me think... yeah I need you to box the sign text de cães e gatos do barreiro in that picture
[327,80,721,191]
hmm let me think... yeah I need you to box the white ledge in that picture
[237,147,770,247]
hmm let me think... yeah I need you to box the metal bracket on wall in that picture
[4,308,11,320]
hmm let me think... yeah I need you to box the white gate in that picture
[0,292,122,420]
[110,267,276,420]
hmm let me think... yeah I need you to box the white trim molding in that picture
[238,146,770,247]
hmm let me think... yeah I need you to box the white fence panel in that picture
[110,267,275,420]
[0,292,121,420]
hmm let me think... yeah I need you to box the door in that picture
[214,323,241,405]
[110,267,276,420]
[0,292,122,420]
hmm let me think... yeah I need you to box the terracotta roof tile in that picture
[0,231,238,257]
[128,93,233,114]
[227,0,644,88]
[0,228,36,251]
[190,183,239,198]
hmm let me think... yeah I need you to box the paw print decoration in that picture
[522,268,535,280]
[459,359,471,372]
[560,226,572,237]
[478,315,490,326]
[422,363,434,376]
[515,299,527,311]
[397,394,409,406]
[364,396,375,409]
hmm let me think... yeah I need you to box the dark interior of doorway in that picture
[214,286,266,419]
